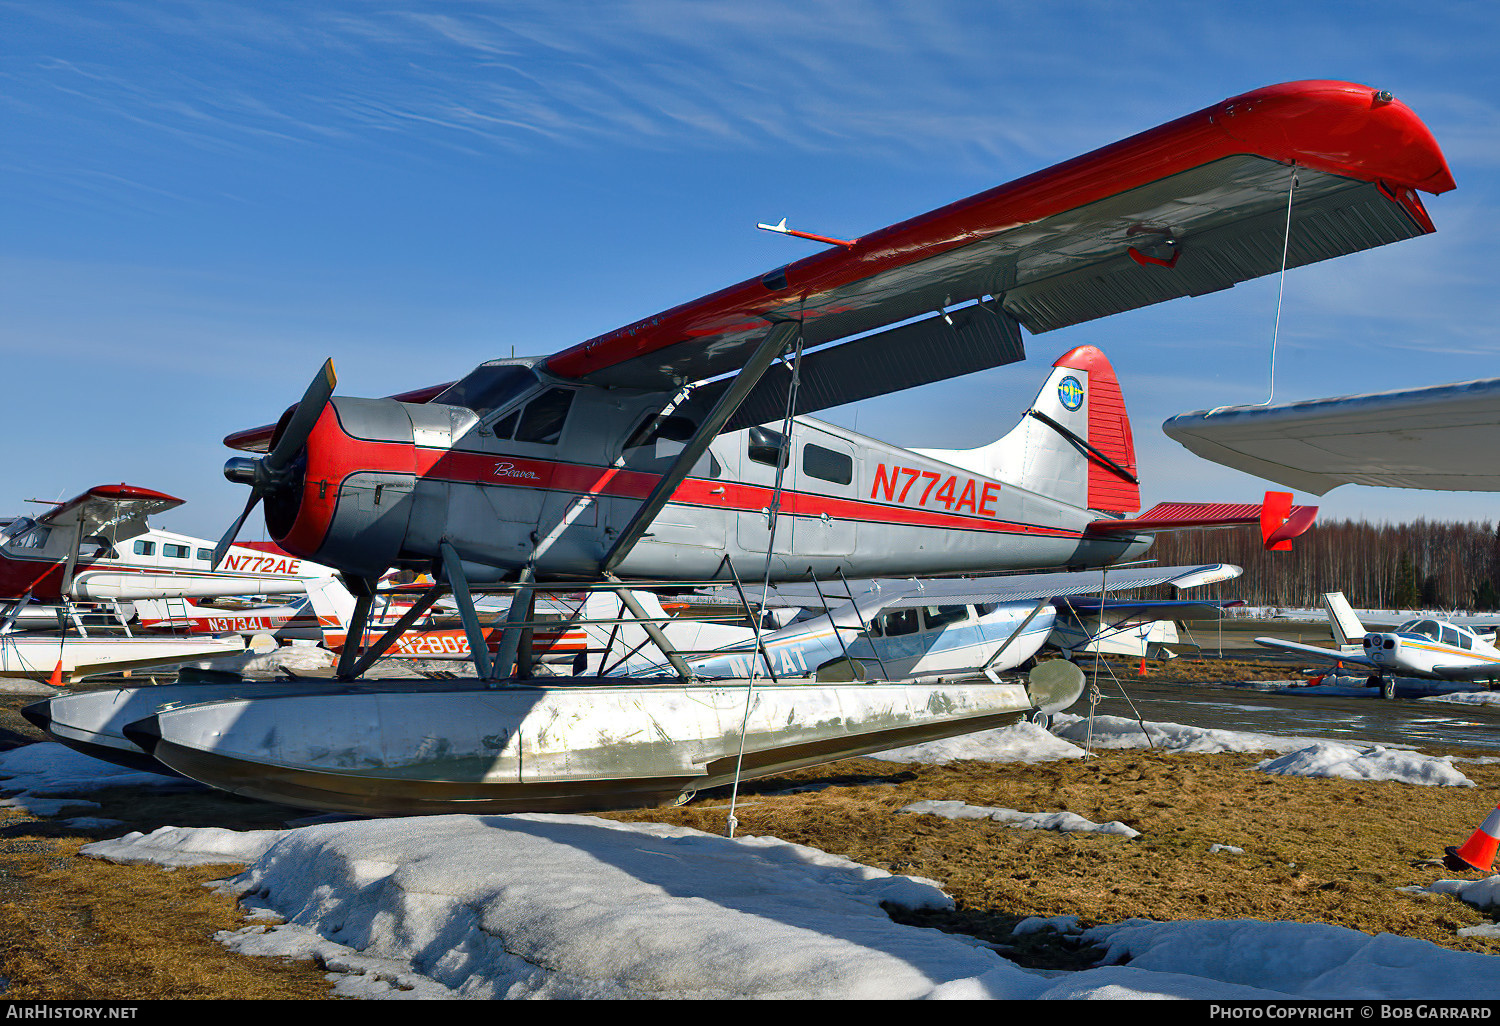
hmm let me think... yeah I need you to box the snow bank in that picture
[1419,691,1500,707]
[85,813,1500,1000]
[900,799,1140,838]
[1255,744,1475,787]
[84,814,1039,999]
[870,720,1085,764]
[1051,712,1329,755]
[0,741,184,796]
[1085,918,1500,999]
[1412,875,1500,913]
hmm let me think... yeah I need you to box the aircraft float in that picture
[28,80,1451,815]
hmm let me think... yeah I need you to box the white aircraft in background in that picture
[670,563,1242,685]
[0,484,336,606]
[1255,592,1500,698]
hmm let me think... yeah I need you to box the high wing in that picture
[1052,598,1239,622]
[1163,377,1500,495]
[29,484,183,544]
[713,562,1243,614]
[1254,636,1378,667]
[226,80,1452,453]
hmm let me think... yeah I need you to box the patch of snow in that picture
[0,742,186,795]
[1255,744,1474,787]
[1084,918,1500,999]
[1012,914,1081,936]
[869,720,1085,764]
[1209,844,1245,855]
[1051,713,1330,755]
[899,799,1140,838]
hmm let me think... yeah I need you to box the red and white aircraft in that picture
[205,80,1449,682]
[0,484,337,607]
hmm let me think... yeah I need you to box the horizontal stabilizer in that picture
[1254,636,1376,667]
[1086,491,1317,550]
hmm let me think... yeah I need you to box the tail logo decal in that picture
[1058,376,1084,412]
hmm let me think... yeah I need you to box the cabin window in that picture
[79,536,113,558]
[882,609,920,637]
[626,414,696,451]
[7,521,47,549]
[436,364,537,417]
[803,443,853,485]
[922,605,970,631]
[514,388,575,444]
[133,540,155,556]
[975,603,1000,617]
[163,543,190,559]
[196,548,213,561]
[1459,632,1474,650]
[748,426,789,469]
[1441,625,1459,647]
[1412,620,1441,641]
[489,409,521,440]
[623,413,722,478]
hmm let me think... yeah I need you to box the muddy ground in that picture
[2,656,1498,999]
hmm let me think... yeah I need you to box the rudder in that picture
[914,346,1139,513]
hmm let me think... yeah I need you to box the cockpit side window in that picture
[1413,620,1441,641]
[514,388,575,445]
[435,365,538,418]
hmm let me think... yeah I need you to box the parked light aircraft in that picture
[32,81,1448,816]
[1255,592,1500,698]
[0,484,336,605]
[653,564,1242,684]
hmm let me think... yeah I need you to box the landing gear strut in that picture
[1368,673,1395,700]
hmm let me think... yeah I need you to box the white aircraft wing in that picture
[32,484,185,544]
[1163,377,1500,495]
[1254,636,1378,667]
[705,563,1243,614]
[1427,663,1500,682]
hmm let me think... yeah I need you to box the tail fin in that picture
[304,576,356,650]
[1322,591,1366,647]
[914,345,1139,513]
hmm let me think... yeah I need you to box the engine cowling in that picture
[270,397,421,580]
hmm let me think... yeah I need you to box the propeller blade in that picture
[211,492,261,570]
[264,358,337,475]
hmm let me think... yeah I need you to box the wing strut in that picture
[341,583,446,680]
[981,600,1053,683]
[332,575,380,681]
[602,319,802,574]
[440,541,493,680]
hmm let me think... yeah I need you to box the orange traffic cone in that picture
[47,659,64,688]
[1137,656,1147,677]
[1444,800,1500,873]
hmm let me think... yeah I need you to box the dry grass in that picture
[3,664,1500,995]
[605,749,1500,965]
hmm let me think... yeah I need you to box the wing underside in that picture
[224,81,1453,452]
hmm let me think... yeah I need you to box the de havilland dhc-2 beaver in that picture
[26,80,1455,816]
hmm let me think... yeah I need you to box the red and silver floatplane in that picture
[30,81,1450,814]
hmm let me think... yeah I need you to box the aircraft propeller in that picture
[212,359,337,569]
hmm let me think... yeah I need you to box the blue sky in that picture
[4,1,1499,543]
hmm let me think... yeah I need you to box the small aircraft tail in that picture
[304,576,356,649]
[914,345,1139,513]
[1322,591,1366,648]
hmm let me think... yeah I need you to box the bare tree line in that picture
[1146,518,1500,612]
